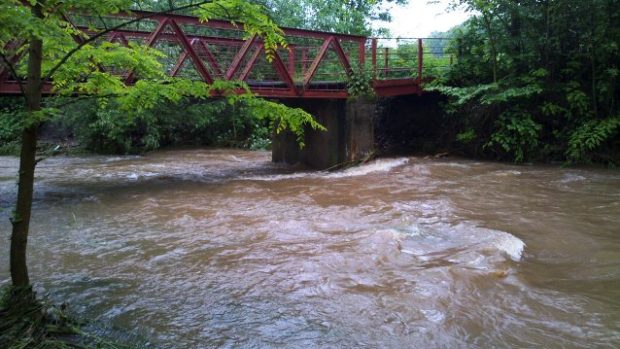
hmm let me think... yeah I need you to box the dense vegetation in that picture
[0,96,276,154]
[431,0,620,164]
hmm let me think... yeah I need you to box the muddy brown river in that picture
[1,149,619,348]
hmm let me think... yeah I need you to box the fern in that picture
[429,83,497,108]
[567,116,620,161]
[480,84,542,105]
[456,129,476,143]
[486,109,542,163]
[346,66,374,98]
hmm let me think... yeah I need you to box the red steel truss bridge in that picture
[0,10,452,99]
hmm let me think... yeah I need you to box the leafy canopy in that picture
[431,0,620,163]
[260,0,407,36]
[0,0,322,145]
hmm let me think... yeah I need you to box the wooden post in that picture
[417,38,423,84]
[384,47,389,78]
[301,48,308,76]
[358,39,365,67]
[288,46,295,79]
[371,38,377,79]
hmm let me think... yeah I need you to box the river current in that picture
[1,149,619,348]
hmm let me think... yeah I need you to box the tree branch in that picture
[0,51,27,99]
[213,2,234,20]
[97,13,110,31]
[45,0,215,81]
[44,93,124,108]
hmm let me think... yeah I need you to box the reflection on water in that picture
[1,149,619,348]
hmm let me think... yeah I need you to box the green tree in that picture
[0,0,324,289]
[433,0,620,163]
[262,0,407,36]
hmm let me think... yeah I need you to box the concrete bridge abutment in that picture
[272,98,375,169]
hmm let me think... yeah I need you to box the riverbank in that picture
[0,286,144,348]
[0,138,90,157]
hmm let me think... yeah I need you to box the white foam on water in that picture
[492,232,526,261]
[240,171,314,182]
[559,173,587,183]
[243,157,410,182]
[442,223,526,262]
[324,158,409,178]
[377,222,526,263]
[421,309,445,323]
[148,247,188,266]
[103,155,140,162]
[430,162,474,169]
[493,170,522,176]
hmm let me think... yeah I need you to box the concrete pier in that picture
[272,98,375,169]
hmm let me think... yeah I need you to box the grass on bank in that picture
[0,141,20,156]
[0,141,93,157]
[0,286,144,349]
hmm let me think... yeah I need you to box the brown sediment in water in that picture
[1,149,619,348]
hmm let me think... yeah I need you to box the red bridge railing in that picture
[0,10,453,98]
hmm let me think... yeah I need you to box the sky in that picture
[373,0,471,38]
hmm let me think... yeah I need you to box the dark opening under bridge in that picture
[0,10,451,99]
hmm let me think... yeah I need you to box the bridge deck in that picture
[0,10,450,98]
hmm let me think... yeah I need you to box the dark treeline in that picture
[0,97,272,154]
[431,0,620,164]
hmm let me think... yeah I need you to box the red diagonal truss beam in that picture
[197,40,223,78]
[168,18,213,84]
[270,49,297,94]
[226,35,257,80]
[171,39,224,78]
[145,18,168,47]
[331,38,353,77]
[109,32,130,47]
[171,49,189,77]
[124,18,169,83]
[303,36,334,87]
[238,44,263,81]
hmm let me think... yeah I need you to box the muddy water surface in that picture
[1,149,619,348]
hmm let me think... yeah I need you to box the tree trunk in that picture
[10,2,44,288]
[589,6,598,117]
[482,13,498,83]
